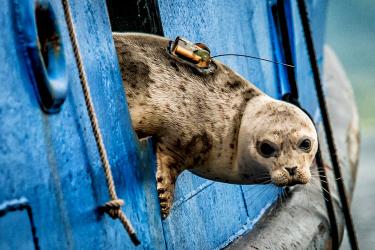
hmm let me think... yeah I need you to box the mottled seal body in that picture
[113,33,318,217]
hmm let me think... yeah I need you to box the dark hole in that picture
[106,0,164,34]
[35,4,60,71]
[271,1,298,99]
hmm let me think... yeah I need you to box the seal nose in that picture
[285,166,297,176]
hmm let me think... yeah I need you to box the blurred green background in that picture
[327,0,375,135]
[326,0,375,249]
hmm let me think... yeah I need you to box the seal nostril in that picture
[286,166,297,176]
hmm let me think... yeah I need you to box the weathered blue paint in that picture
[157,2,282,247]
[0,198,37,250]
[0,0,328,249]
[290,0,328,120]
[0,210,36,249]
[1,0,163,249]
[157,0,327,249]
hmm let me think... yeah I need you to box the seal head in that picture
[236,95,318,186]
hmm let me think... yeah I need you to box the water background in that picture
[326,0,375,249]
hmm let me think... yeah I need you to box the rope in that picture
[275,1,339,247]
[285,95,339,249]
[61,0,140,245]
[296,0,359,249]
[314,137,339,249]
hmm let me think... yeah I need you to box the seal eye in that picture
[259,142,277,158]
[299,138,311,152]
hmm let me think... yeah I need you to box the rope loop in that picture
[102,199,124,219]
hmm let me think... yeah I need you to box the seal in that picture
[113,33,318,218]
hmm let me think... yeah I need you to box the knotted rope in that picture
[61,0,140,245]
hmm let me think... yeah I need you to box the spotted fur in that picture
[113,33,318,218]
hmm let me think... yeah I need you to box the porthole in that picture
[13,0,68,113]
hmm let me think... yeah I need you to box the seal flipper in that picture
[156,145,181,218]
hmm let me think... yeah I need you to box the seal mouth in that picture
[286,180,299,186]
[254,177,272,184]
[273,179,306,187]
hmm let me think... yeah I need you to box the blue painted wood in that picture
[157,0,328,249]
[157,1,283,248]
[0,210,36,250]
[1,0,163,249]
[0,0,328,249]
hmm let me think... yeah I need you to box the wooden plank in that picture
[0,0,165,248]
[163,181,248,249]
[156,1,286,248]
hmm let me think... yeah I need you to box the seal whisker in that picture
[310,174,328,179]
[303,183,329,202]
[309,182,330,194]
[311,175,328,179]
[280,188,288,206]
[114,33,319,218]
[310,178,328,184]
